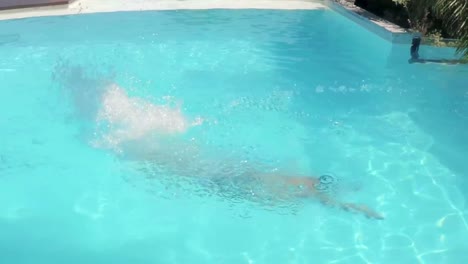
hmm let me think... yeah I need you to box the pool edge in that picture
[0,0,328,21]
[0,0,418,46]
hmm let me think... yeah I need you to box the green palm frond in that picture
[458,36,468,59]
[433,0,468,57]
[434,0,468,35]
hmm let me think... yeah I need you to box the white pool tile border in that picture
[0,0,327,21]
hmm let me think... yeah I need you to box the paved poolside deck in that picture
[0,0,69,10]
[0,0,327,21]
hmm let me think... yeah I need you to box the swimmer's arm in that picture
[339,202,384,220]
[313,192,384,220]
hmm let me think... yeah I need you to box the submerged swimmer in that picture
[263,174,384,219]
[204,170,383,219]
[60,68,383,220]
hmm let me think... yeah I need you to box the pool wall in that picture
[0,0,416,46]
[323,0,414,44]
[0,0,461,63]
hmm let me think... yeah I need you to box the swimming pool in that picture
[0,8,467,264]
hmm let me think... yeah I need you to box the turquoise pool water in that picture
[1,9,467,264]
